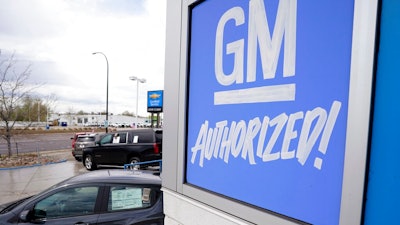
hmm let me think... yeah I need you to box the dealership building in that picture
[162,0,399,224]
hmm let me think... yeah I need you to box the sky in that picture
[0,0,166,117]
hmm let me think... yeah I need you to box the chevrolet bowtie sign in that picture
[147,90,163,113]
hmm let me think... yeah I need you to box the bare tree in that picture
[43,93,58,125]
[122,110,133,116]
[0,51,37,156]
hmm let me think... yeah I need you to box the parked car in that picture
[0,170,164,224]
[70,132,96,159]
[82,128,162,171]
[70,132,87,149]
[110,122,131,128]
[72,133,100,161]
[137,122,152,128]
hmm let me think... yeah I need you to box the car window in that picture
[34,186,99,219]
[77,136,96,142]
[131,132,153,143]
[119,132,127,143]
[101,133,127,144]
[107,186,153,211]
[155,130,162,142]
[100,134,113,144]
[112,132,127,144]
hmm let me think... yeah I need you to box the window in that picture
[155,130,162,142]
[119,132,127,143]
[131,132,153,143]
[103,132,127,144]
[100,134,113,144]
[112,132,127,144]
[77,136,96,142]
[107,186,153,211]
[34,186,99,219]
[112,133,120,143]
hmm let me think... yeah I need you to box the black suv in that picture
[82,128,162,170]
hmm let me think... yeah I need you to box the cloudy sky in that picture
[0,0,166,116]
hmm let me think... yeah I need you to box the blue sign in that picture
[147,90,163,112]
[186,0,354,224]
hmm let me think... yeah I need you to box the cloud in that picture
[0,0,166,116]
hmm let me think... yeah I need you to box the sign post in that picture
[147,90,163,128]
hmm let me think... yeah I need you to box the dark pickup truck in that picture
[82,128,162,170]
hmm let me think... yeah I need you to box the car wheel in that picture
[128,157,140,170]
[84,155,97,170]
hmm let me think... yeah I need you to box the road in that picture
[0,132,75,155]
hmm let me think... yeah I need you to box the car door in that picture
[96,132,128,165]
[96,184,164,225]
[93,133,113,164]
[19,186,101,225]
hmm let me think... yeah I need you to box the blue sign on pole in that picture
[186,0,354,224]
[147,90,163,112]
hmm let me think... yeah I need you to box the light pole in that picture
[92,52,109,133]
[37,100,40,123]
[129,76,146,128]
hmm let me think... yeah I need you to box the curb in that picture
[0,159,68,171]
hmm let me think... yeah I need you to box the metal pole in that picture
[37,101,40,123]
[136,79,139,128]
[129,76,145,128]
[92,52,109,133]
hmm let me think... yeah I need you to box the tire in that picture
[84,154,97,171]
[128,157,140,170]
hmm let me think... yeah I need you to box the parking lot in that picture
[0,149,88,205]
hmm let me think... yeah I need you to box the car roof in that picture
[110,128,162,133]
[55,170,161,187]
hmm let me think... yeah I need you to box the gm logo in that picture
[214,0,296,105]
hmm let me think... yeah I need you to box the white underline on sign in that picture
[214,83,296,105]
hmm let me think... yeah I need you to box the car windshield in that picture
[77,136,96,142]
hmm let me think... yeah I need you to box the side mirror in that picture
[19,210,30,221]
[19,209,46,224]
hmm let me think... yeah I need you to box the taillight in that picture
[153,143,160,154]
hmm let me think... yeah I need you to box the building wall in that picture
[163,189,252,225]
[49,113,152,127]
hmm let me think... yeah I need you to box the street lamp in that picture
[92,52,109,133]
[129,76,146,128]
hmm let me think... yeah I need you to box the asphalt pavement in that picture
[0,149,88,205]
[0,132,76,156]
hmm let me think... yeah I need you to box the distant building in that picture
[48,113,157,128]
